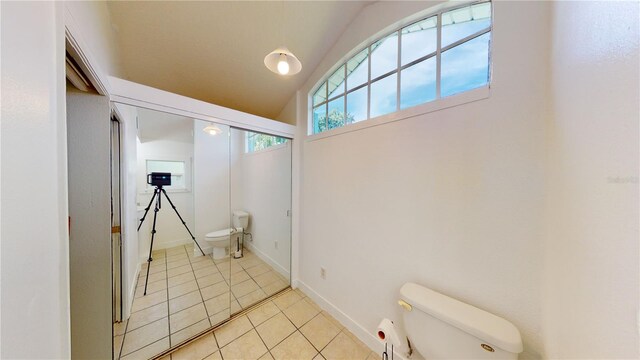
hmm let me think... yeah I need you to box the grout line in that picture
[121,336,170,360]
[136,246,288,359]
[116,322,127,360]
[165,247,172,347]
[153,286,292,360]
[186,245,214,328]
[248,314,276,360]
[120,251,168,359]
[119,316,170,357]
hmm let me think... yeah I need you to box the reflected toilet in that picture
[204,210,249,259]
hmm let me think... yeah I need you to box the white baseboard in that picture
[193,243,212,257]
[155,237,191,250]
[245,242,290,279]
[138,237,192,263]
[295,280,409,360]
[124,264,140,320]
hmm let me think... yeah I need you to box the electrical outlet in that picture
[274,241,278,249]
[320,267,326,279]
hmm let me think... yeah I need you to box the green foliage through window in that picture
[314,109,355,133]
[246,132,288,153]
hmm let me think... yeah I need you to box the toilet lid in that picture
[205,228,232,238]
[205,227,243,238]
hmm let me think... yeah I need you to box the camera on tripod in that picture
[138,171,205,295]
[147,172,171,187]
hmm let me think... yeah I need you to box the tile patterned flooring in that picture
[159,288,377,360]
[114,243,289,360]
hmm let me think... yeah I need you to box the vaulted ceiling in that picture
[108,1,371,122]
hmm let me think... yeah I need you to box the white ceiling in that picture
[108,1,371,122]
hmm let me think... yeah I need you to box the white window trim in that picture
[308,0,493,138]
[306,85,489,142]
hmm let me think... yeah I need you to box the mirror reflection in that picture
[228,128,292,310]
[112,104,291,359]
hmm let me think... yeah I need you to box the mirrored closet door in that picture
[111,103,292,359]
[228,128,292,314]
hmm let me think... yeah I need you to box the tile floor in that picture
[114,243,289,360]
[159,288,377,360]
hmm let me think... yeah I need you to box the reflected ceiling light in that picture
[203,125,221,135]
[264,47,302,76]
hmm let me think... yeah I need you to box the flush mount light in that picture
[264,47,302,76]
[203,125,222,135]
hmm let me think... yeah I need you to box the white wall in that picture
[0,2,70,358]
[137,138,194,253]
[231,130,292,277]
[276,95,298,125]
[293,1,639,359]
[115,103,140,319]
[65,1,123,78]
[296,1,550,358]
[543,1,639,358]
[193,120,231,255]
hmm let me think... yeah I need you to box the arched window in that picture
[311,1,492,134]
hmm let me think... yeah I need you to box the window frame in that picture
[309,0,493,136]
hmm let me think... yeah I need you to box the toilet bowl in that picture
[204,210,249,260]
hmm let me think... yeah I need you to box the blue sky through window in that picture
[370,74,397,118]
[371,33,398,79]
[402,16,437,65]
[312,1,491,134]
[347,86,367,122]
[401,57,437,109]
[441,32,490,97]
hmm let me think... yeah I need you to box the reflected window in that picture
[146,160,186,190]
[309,1,492,135]
[246,132,288,153]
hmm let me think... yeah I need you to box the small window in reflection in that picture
[146,160,186,190]
[245,132,288,153]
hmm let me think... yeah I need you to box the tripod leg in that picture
[160,188,206,256]
[143,194,161,296]
[137,188,158,231]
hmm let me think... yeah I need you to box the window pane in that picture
[327,97,346,130]
[246,132,287,152]
[401,16,437,66]
[400,57,436,110]
[312,82,327,106]
[441,2,491,47]
[371,32,398,79]
[313,105,327,133]
[347,48,369,91]
[441,32,490,98]
[370,74,397,118]
[327,65,346,99]
[347,87,368,123]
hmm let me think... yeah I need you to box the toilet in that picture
[399,282,523,359]
[204,210,249,260]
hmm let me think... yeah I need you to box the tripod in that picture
[137,185,205,295]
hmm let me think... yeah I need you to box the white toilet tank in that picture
[399,283,523,359]
[232,210,249,229]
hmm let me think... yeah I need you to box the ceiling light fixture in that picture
[264,1,302,76]
[203,125,221,135]
[264,47,301,76]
